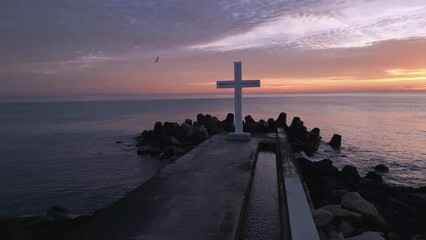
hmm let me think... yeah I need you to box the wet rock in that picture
[338,220,355,237]
[312,209,333,227]
[365,171,383,183]
[345,231,385,240]
[328,134,342,149]
[301,143,317,156]
[374,164,389,173]
[310,127,321,143]
[341,192,390,231]
[341,166,361,180]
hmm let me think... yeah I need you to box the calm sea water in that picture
[0,93,425,218]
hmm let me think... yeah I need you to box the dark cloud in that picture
[0,0,341,64]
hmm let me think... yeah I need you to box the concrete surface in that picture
[67,133,270,240]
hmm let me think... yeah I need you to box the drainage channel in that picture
[241,145,281,240]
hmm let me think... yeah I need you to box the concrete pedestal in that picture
[226,132,251,141]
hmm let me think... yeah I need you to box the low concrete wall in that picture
[277,128,320,240]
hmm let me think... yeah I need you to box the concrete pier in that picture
[68,131,319,240]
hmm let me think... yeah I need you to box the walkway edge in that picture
[277,128,320,240]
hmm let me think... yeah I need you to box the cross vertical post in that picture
[216,61,261,141]
[234,62,243,135]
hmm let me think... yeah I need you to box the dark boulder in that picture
[341,165,361,180]
[153,122,163,134]
[365,171,383,183]
[184,118,192,126]
[244,115,256,125]
[224,113,234,123]
[222,113,235,132]
[310,127,321,143]
[328,134,341,149]
[267,118,276,132]
[301,143,317,156]
[374,164,389,173]
[276,112,288,129]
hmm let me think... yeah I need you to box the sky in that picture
[1,0,426,98]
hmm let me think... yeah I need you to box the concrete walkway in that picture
[68,133,275,240]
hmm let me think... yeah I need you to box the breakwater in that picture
[1,112,424,240]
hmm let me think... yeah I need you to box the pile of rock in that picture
[297,158,426,239]
[136,113,225,160]
[136,112,331,159]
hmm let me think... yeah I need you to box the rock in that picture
[341,192,390,231]
[169,136,181,146]
[153,122,163,134]
[333,208,362,224]
[301,143,317,155]
[374,164,389,173]
[365,171,383,183]
[244,115,256,124]
[345,231,385,240]
[184,118,192,126]
[411,234,426,240]
[181,122,193,133]
[331,190,349,199]
[276,112,288,129]
[196,113,205,123]
[222,113,235,132]
[194,125,209,143]
[224,113,234,123]
[310,127,321,143]
[312,209,333,227]
[137,145,150,155]
[328,134,342,149]
[338,220,355,237]
[267,118,276,132]
[328,231,345,240]
[316,159,339,177]
[384,231,404,240]
[341,166,361,180]
[320,205,342,215]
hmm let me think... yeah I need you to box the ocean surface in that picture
[0,93,425,218]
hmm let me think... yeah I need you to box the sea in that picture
[0,93,425,218]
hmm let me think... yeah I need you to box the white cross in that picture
[217,62,260,140]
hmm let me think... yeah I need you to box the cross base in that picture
[226,132,251,142]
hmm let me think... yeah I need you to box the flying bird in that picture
[154,57,159,62]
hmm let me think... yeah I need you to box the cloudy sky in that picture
[1,0,426,98]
